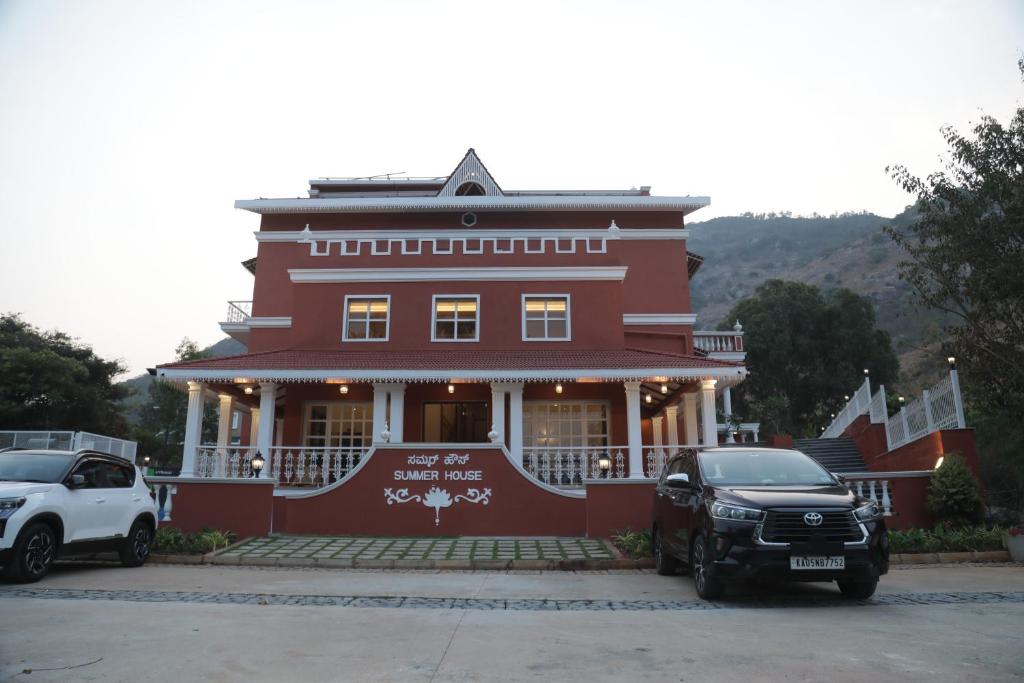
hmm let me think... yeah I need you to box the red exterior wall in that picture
[864,429,981,479]
[274,446,587,536]
[154,480,275,538]
[883,476,935,530]
[585,482,656,538]
[843,414,889,461]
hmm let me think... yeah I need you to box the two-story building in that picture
[156,150,749,490]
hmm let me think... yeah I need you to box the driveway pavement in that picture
[2,563,1022,682]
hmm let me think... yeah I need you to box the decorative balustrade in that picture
[224,300,253,323]
[521,446,679,484]
[196,445,370,487]
[842,476,894,517]
[885,374,965,450]
[693,331,744,354]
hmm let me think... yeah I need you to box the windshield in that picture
[698,449,836,487]
[0,452,75,483]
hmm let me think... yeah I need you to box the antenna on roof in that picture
[367,172,407,180]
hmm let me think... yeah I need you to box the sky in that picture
[0,0,1021,378]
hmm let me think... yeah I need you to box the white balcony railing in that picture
[196,445,370,486]
[522,445,680,484]
[693,331,744,354]
[224,300,253,323]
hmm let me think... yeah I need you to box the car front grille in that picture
[760,509,863,544]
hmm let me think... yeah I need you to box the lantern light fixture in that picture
[661,384,669,394]
[251,451,265,478]
[645,394,652,404]
[244,386,254,395]
[339,385,349,395]
[898,396,905,404]
[555,383,563,394]
[447,384,455,394]
[598,453,611,476]
[863,368,870,376]
[844,395,849,401]
[947,356,956,369]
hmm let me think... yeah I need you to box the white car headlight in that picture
[854,502,882,522]
[0,497,26,519]
[709,501,764,522]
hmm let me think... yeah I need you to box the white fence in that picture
[820,370,966,452]
[0,430,137,462]
[196,445,370,487]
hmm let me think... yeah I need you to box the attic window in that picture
[455,181,486,196]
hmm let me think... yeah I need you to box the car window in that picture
[72,460,133,489]
[678,455,697,483]
[72,460,105,489]
[105,463,134,488]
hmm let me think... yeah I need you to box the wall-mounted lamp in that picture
[555,383,563,394]
[598,453,611,477]
[645,394,653,404]
[934,456,944,470]
[661,384,669,394]
[244,386,254,395]
[251,451,265,478]
[339,385,349,395]
[447,384,455,394]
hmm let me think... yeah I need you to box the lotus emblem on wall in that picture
[384,486,492,526]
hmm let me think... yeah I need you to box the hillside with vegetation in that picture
[687,209,953,392]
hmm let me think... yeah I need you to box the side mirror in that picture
[665,473,690,487]
[66,474,86,489]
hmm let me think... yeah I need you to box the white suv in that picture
[0,448,158,582]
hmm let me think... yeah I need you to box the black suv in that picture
[652,447,888,600]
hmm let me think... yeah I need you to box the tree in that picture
[722,280,899,436]
[927,453,983,527]
[885,59,1024,415]
[131,339,215,467]
[0,313,128,434]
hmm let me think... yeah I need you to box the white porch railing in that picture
[841,475,894,517]
[224,300,252,323]
[693,331,744,354]
[522,446,681,484]
[196,445,371,486]
[822,378,873,438]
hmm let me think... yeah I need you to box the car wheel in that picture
[837,578,878,599]
[691,534,724,600]
[4,523,57,583]
[653,527,679,576]
[119,519,153,568]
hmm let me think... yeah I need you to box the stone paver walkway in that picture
[220,536,616,562]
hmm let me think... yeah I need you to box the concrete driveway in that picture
[2,563,1023,682]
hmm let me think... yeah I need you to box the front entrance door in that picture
[423,402,489,443]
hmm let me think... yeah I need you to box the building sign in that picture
[384,453,492,525]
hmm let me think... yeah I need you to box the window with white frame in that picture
[432,295,479,341]
[523,401,609,448]
[343,296,389,341]
[522,295,570,340]
[304,402,374,449]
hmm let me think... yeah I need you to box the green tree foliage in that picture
[722,280,899,436]
[885,59,1024,415]
[131,339,215,467]
[927,453,983,527]
[0,313,127,434]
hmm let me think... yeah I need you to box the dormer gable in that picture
[437,148,503,197]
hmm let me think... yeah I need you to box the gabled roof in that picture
[437,148,503,197]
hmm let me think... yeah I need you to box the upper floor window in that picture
[344,295,390,341]
[522,295,570,341]
[432,295,479,342]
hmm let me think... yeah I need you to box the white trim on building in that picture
[290,266,628,283]
[521,294,571,342]
[235,195,710,214]
[430,294,481,343]
[342,294,391,342]
[622,314,697,326]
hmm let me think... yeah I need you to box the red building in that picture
[156,150,749,491]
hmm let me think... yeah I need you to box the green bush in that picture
[927,453,983,526]
[888,525,1006,554]
[610,528,652,558]
[153,526,235,555]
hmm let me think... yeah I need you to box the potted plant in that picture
[1005,527,1024,563]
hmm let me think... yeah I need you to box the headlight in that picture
[854,502,882,522]
[709,501,764,522]
[0,498,26,519]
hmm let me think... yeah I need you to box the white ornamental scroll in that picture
[384,485,492,526]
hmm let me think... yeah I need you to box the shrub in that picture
[153,526,235,555]
[888,525,1005,554]
[927,453,983,526]
[610,528,652,558]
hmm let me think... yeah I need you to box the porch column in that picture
[665,404,680,449]
[181,381,206,478]
[372,383,389,442]
[490,383,506,444]
[700,379,718,447]
[255,382,277,477]
[249,407,260,449]
[216,394,234,448]
[624,381,644,478]
[683,393,699,446]
[723,387,733,417]
[508,382,524,463]
[652,416,664,448]
[389,384,406,443]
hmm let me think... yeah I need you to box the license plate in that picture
[790,556,845,570]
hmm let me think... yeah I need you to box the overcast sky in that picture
[0,0,1021,378]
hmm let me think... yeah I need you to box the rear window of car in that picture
[0,452,74,483]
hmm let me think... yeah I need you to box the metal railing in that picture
[522,445,681,484]
[0,430,137,462]
[885,374,966,450]
[822,378,873,438]
[196,445,371,487]
[224,301,253,323]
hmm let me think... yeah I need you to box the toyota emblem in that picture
[803,512,824,526]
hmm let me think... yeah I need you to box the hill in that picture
[687,210,952,392]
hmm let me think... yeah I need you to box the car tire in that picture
[691,534,724,600]
[3,522,57,583]
[837,578,878,599]
[652,527,679,576]
[119,519,153,568]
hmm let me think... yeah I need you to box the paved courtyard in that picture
[1,563,1022,681]
[223,535,615,562]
